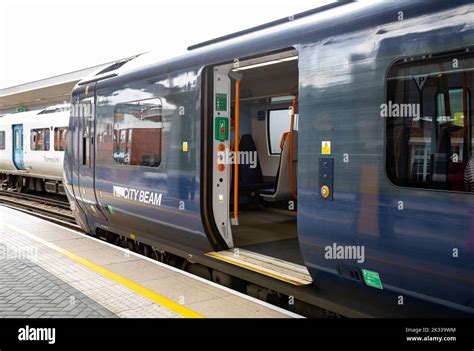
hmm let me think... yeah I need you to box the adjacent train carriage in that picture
[65,1,474,317]
[0,105,69,193]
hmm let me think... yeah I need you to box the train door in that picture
[12,124,25,170]
[76,88,107,222]
[206,49,313,286]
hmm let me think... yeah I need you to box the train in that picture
[1,1,473,317]
[0,105,69,194]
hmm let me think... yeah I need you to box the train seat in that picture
[237,134,273,192]
[260,130,297,201]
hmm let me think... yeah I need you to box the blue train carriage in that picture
[64,1,474,317]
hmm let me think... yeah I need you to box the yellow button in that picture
[321,185,330,198]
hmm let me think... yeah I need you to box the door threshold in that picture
[206,248,313,286]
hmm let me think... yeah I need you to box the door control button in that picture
[321,185,330,198]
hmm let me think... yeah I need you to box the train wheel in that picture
[143,244,153,258]
[116,236,128,248]
[15,177,23,193]
[151,249,165,262]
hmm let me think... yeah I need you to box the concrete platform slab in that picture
[0,205,301,318]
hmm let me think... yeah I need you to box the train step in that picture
[206,248,313,286]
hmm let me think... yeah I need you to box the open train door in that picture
[204,49,313,286]
[74,85,108,222]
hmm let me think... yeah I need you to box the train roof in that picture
[75,1,473,91]
[75,1,364,87]
[0,104,70,124]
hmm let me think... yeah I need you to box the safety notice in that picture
[215,117,229,141]
[322,141,331,155]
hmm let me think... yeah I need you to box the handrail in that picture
[233,79,240,225]
[289,95,298,199]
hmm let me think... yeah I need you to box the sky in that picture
[0,0,325,89]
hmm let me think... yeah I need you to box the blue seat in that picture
[236,134,273,193]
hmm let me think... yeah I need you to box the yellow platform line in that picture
[3,223,203,318]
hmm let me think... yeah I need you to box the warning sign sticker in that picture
[322,141,331,155]
[413,74,429,91]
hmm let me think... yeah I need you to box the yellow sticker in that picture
[183,142,188,152]
[322,141,331,155]
[453,112,464,127]
[85,86,89,95]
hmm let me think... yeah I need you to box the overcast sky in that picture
[0,0,324,89]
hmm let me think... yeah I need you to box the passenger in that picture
[464,153,474,192]
[466,153,474,254]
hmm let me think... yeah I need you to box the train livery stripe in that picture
[5,223,204,318]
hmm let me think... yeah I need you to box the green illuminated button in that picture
[215,117,228,142]
[362,269,383,290]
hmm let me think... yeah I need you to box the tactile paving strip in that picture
[0,239,115,318]
[0,229,181,318]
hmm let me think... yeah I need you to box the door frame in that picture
[12,124,25,170]
[76,86,107,221]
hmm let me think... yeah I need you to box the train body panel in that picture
[298,1,474,315]
[0,107,69,191]
[0,111,38,172]
[64,1,474,316]
[22,111,69,180]
[66,69,212,252]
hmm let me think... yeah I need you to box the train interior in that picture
[209,49,312,285]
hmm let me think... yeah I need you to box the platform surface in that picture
[0,205,301,318]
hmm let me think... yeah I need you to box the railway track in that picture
[0,190,70,209]
[0,190,80,231]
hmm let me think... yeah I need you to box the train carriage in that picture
[0,105,69,193]
[65,1,474,317]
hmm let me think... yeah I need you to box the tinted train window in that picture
[54,127,67,151]
[30,128,50,151]
[386,49,474,192]
[0,131,5,150]
[113,98,162,167]
[268,108,298,155]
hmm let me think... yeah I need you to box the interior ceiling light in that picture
[232,56,298,71]
[271,95,295,103]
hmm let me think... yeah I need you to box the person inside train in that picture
[464,152,474,192]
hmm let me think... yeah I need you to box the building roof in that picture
[0,62,112,114]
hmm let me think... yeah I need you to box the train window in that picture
[113,98,162,167]
[267,108,298,155]
[0,131,5,150]
[386,49,473,192]
[54,127,68,151]
[30,128,50,151]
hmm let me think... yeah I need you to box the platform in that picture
[0,205,301,318]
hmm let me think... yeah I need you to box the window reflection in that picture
[54,127,68,151]
[113,98,162,167]
[386,49,473,192]
[0,131,5,150]
[30,128,50,151]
